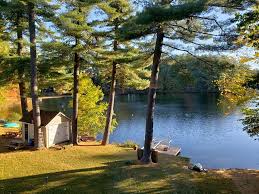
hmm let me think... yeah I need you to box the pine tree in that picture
[0,1,29,117]
[53,0,102,145]
[94,0,151,145]
[0,0,58,119]
[27,0,57,148]
[28,1,43,148]
[0,0,58,148]
[120,0,208,163]
[38,41,74,94]
[120,0,252,163]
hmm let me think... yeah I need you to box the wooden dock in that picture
[153,144,181,156]
[157,147,181,156]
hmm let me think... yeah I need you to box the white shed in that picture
[19,110,71,148]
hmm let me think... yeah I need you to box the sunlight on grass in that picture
[0,143,243,193]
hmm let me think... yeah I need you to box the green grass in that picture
[0,143,251,193]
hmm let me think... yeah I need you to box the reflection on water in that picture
[40,94,259,169]
[110,94,259,169]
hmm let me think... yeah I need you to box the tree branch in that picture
[162,43,212,65]
[164,35,206,49]
[190,15,225,34]
[207,4,247,11]
[167,23,226,37]
[164,35,223,55]
[163,54,188,68]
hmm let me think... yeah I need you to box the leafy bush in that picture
[117,140,138,148]
[76,76,116,136]
[7,112,21,122]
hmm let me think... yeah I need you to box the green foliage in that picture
[38,42,74,93]
[233,2,259,139]
[135,0,207,25]
[235,4,258,63]
[0,87,5,103]
[97,47,151,92]
[0,40,9,57]
[0,0,58,86]
[116,140,138,148]
[120,0,207,40]
[241,99,259,140]
[215,63,256,113]
[158,55,238,92]
[7,112,21,122]
[42,0,101,94]
[246,70,259,89]
[94,0,151,92]
[236,5,259,49]
[234,3,259,136]
[76,76,115,136]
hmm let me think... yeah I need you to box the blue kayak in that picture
[4,122,19,128]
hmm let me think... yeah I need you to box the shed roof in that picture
[19,110,68,126]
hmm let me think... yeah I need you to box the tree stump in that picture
[137,148,143,160]
[137,148,158,163]
[151,149,158,163]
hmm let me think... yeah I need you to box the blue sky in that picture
[44,1,258,69]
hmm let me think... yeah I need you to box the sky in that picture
[41,1,259,70]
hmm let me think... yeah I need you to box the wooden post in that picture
[151,149,158,163]
[137,148,143,160]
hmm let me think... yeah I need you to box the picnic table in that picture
[1,132,20,138]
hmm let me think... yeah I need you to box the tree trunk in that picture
[102,30,118,145]
[141,28,164,164]
[72,38,80,145]
[18,81,28,117]
[16,12,28,118]
[102,62,117,145]
[28,2,43,149]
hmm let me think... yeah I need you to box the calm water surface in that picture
[41,94,259,169]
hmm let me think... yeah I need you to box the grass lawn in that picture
[0,142,259,194]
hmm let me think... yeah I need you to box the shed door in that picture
[24,124,29,142]
[48,122,69,146]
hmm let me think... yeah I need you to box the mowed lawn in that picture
[0,143,259,194]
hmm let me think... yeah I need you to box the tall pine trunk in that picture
[18,81,28,117]
[72,38,80,145]
[28,2,43,149]
[141,28,164,163]
[16,12,28,118]
[102,62,117,145]
[102,31,118,145]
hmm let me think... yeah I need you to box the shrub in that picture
[75,75,116,136]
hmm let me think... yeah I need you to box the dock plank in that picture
[157,147,181,156]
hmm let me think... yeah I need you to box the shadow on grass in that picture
[0,136,33,154]
[76,144,102,147]
[0,158,239,194]
[0,136,13,153]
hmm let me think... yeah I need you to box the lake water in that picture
[41,94,259,169]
